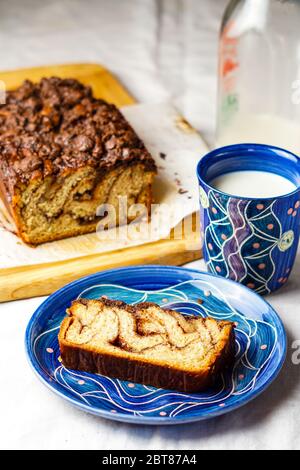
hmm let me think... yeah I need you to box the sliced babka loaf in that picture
[0,77,156,244]
[58,297,235,392]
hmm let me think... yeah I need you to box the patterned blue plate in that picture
[25,265,286,425]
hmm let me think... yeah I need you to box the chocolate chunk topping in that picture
[0,77,156,189]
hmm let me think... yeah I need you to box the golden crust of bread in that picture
[58,297,235,392]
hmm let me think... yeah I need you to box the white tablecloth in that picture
[1,0,300,450]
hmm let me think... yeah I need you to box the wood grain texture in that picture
[0,63,202,302]
[0,63,135,106]
[0,228,200,302]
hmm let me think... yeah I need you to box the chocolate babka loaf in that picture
[0,77,156,244]
[58,297,235,392]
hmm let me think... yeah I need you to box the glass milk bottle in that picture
[217,0,300,155]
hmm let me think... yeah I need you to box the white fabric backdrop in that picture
[1,0,300,451]
[0,0,227,142]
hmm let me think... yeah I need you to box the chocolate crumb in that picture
[159,152,167,160]
[0,77,156,185]
[197,298,203,304]
[178,188,188,194]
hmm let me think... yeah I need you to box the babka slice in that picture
[58,297,235,392]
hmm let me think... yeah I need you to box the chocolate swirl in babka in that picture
[58,297,235,392]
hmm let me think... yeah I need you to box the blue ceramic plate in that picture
[25,265,286,425]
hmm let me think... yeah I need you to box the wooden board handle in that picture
[0,236,201,302]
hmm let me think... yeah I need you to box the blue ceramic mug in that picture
[197,144,300,295]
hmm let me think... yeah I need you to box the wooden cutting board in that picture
[0,63,202,302]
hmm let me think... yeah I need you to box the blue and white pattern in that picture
[201,186,300,295]
[25,266,286,425]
